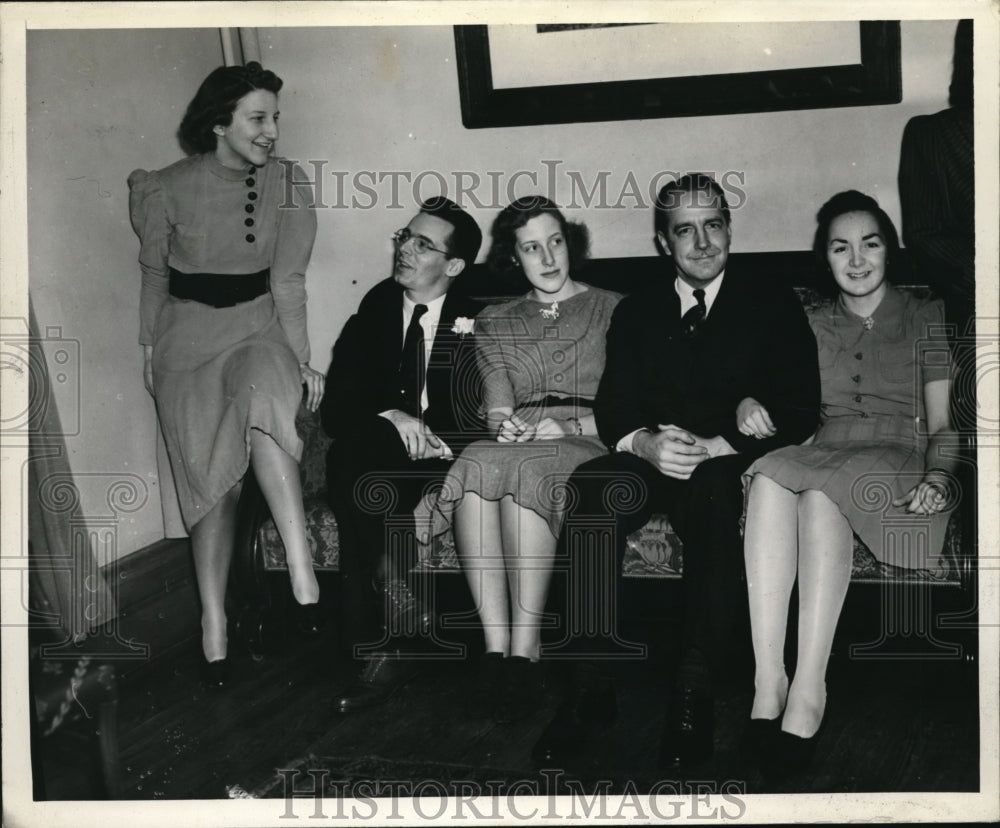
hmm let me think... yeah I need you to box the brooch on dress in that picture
[862,316,874,331]
[540,301,560,320]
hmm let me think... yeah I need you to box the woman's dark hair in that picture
[812,190,901,295]
[486,195,590,278]
[179,61,283,154]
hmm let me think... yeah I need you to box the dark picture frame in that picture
[454,22,902,128]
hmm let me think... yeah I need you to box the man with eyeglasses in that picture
[321,196,484,712]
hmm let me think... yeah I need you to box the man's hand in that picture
[736,397,776,439]
[691,434,737,459]
[633,424,709,479]
[385,410,449,460]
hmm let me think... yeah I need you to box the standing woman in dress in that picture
[741,190,959,776]
[421,196,620,720]
[128,62,325,686]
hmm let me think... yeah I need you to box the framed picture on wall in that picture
[454,21,902,128]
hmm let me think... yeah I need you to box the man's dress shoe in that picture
[335,651,419,714]
[658,683,714,771]
[381,579,433,637]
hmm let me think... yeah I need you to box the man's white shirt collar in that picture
[403,292,447,335]
[675,271,725,317]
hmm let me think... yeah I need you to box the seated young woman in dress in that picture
[421,196,620,720]
[741,190,959,776]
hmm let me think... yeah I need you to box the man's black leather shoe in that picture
[335,651,419,714]
[531,677,616,766]
[381,579,433,637]
[658,683,714,771]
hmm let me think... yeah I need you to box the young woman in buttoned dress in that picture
[740,190,959,774]
[128,62,325,685]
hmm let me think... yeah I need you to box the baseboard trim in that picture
[102,538,200,677]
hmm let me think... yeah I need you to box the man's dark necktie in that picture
[681,289,707,338]
[398,304,428,416]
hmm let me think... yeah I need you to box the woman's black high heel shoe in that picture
[763,716,827,782]
[741,716,781,762]
[293,601,325,638]
[200,656,231,689]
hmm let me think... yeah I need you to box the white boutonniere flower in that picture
[451,317,475,337]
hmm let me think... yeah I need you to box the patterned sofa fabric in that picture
[260,497,961,583]
[259,389,963,584]
[261,281,963,585]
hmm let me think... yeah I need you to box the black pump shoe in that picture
[741,716,781,762]
[495,656,545,724]
[293,601,325,638]
[465,652,505,720]
[531,676,616,766]
[200,656,231,689]
[763,717,827,782]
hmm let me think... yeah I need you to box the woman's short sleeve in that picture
[127,169,171,345]
[916,297,951,385]
[474,310,516,413]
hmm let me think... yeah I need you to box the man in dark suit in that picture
[898,19,974,342]
[534,174,820,770]
[321,196,484,712]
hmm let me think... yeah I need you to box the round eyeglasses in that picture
[392,228,450,257]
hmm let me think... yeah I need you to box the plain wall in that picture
[26,20,957,560]
[261,21,956,375]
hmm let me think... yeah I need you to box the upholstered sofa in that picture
[231,252,974,654]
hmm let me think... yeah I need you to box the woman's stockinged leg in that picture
[501,497,557,662]
[190,483,242,662]
[455,493,510,656]
[783,489,853,738]
[744,474,798,720]
[249,428,319,605]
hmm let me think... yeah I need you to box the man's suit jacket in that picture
[321,277,486,453]
[898,107,975,307]
[595,266,820,462]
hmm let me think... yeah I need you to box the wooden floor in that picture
[37,571,981,801]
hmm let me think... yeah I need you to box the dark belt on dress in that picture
[518,395,595,411]
[168,267,270,308]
